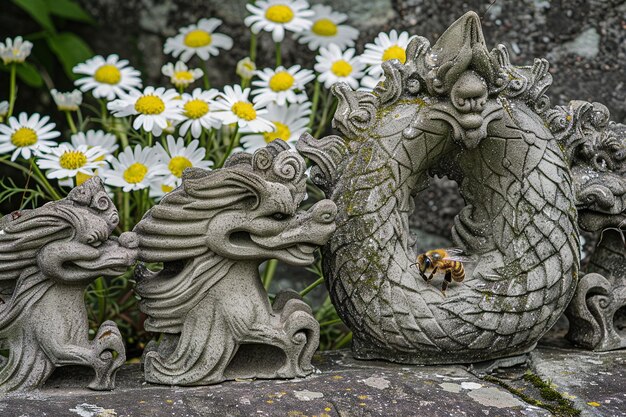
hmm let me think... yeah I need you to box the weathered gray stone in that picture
[562,108,626,351]
[531,346,626,416]
[132,140,337,386]
[0,350,555,417]
[0,178,137,392]
[298,11,594,364]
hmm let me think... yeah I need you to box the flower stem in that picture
[65,111,78,134]
[300,276,324,297]
[100,99,108,127]
[0,157,60,201]
[122,191,130,231]
[308,78,321,130]
[275,42,282,67]
[261,259,278,290]
[250,32,257,62]
[217,125,240,168]
[315,94,336,137]
[32,161,62,201]
[7,64,17,119]
[202,63,211,89]
[146,131,153,146]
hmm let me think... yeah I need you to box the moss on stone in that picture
[482,372,581,417]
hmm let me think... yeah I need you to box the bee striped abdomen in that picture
[451,261,465,282]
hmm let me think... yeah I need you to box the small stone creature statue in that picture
[0,177,137,392]
[558,103,626,350]
[133,141,337,386]
[297,12,591,364]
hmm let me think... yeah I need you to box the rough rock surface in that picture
[531,346,626,417]
[2,347,625,416]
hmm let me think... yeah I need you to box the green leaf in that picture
[46,32,93,80]
[11,0,55,33]
[47,0,95,24]
[16,62,44,87]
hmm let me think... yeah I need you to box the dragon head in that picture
[135,141,337,266]
[551,101,626,232]
[572,121,626,232]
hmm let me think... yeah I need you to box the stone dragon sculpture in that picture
[0,178,137,391]
[133,141,337,385]
[558,103,626,350]
[298,12,592,364]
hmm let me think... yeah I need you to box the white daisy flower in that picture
[51,89,83,112]
[149,180,177,200]
[241,102,311,152]
[315,45,365,90]
[295,4,359,51]
[236,57,257,81]
[155,135,213,185]
[360,30,414,78]
[213,85,274,133]
[164,18,233,62]
[251,65,314,107]
[0,36,33,64]
[73,54,142,100]
[107,86,183,136]
[161,61,204,89]
[0,113,60,161]
[177,88,221,138]
[245,0,314,43]
[71,130,119,161]
[100,144,167,192]
[359,75,384,92]
[36,143,107,181]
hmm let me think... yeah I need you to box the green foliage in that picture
[46,32,93,80]
[7,0,94,82]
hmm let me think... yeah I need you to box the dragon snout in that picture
[311,200,337,224]
[578,183,616,209]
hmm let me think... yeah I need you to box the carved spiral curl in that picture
[252,147,274,171]
[272,151,305,182]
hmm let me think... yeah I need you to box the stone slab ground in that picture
[2,345,624,417]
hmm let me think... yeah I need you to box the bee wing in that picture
[442,255,474,263]
[443,247,465,254]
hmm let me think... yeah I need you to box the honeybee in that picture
[411,248,470,294]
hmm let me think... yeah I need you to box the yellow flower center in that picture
[382,45,406,64]
[59,150,87,170]
[123,162,148,184]
[265,4,294,23]
[184,29,212,48]
[173,71,195,81]
[311,18,338,36]
[76,172,93,186]
[11,127,37,147]
[161,184,174,193]
[231,101,257,121]
[331,60,353,77]
[168,156,193,178]
[269,71,295,92]
[94,64,122,85]
[135,95,165,115]
[263,121,291,143]
[184,99,209,119]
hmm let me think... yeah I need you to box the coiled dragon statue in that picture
[298,12,624,363]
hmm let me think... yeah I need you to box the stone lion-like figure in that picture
[0,178,137,392]
[553,102,626,350]
[133,141,337,386]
